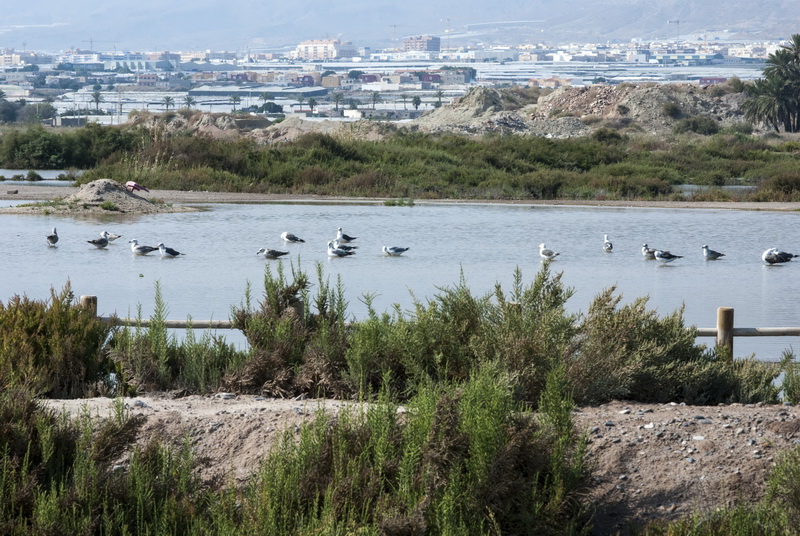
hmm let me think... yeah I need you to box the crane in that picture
[82,38,119,52]
[667,20,687,45]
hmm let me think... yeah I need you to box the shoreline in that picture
[3,184,800,212]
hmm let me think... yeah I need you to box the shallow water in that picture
[3,200,800,360]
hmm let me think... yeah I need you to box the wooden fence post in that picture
[80,295,98,317]
[716,307,734,360]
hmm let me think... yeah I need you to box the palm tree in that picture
[0,89,6,102]
[183,96,196,109]
[258,92,272,109]
[435,90,445,108]
[331,92,343,111]
[307,97,317,113]
[370,91,382,110]
[412,96,422,110]
[297,96,306,112]
[229,95,241,111]
[91,91,103,111]
[400,93,409,110]
[744,34,800,132]
[162,96,175,111]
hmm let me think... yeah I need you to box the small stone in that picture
[644,423,655,429]
[605,421,616,427]
[685,457,695,463]
[619,474,628,480]
[215,392,236,400]
[692,435,705,441]
[619,409,631,415]
[697,419,713,425]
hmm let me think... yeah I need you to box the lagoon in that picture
[2,199,799,361]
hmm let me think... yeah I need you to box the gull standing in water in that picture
[328,240,355,257]
[382,246,409,256]
[256,248,289,259]
[129,239,158,256]
[654,250,682,264]
[641,243,657,260]
[538,243,560,260]
[101,230,123,242]
[762,248,798,264]
[281,232,304,243]
[333,239,358,251]
[336,227,357,243]
[87,234,109,249]
[603,234,613,252]
[157,243,183,258]
[46,227,58,247]
[702,245,725,260]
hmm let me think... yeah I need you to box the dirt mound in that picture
[1,179,195,214]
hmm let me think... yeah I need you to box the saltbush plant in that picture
[0,284,112,397]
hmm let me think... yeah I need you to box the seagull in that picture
[157,243,183,258]
[327,240,355,257]
[538,243,560,260]
[654,250,682,263]
[383,246,409,256]
[256,248,289,259]
[336,227,357,243]
[128,239,158,256]
[641,243,657,260]
[702,245,725,260]
[46,227,58,247]
[333,239,358,251]
[762,248,799,264]
[101,230,123,242]
[280,232,304,243]
[603,234,613,252]
[87,235,109,249]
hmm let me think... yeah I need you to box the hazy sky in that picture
[1,0,797,53]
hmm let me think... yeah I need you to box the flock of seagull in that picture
[256,228,410,259]
[45,227,183,258]
[45,226,410,260]
[537,234,800,265]
[45,225,799,266]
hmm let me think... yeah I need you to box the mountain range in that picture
[1,0,798,53]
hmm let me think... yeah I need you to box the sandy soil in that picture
[41,394,800,535]
[3,183,800,212]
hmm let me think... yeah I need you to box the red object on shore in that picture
[125,181,149,193]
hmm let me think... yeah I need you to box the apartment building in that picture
[292,39,358,61]
[403,35,441,52]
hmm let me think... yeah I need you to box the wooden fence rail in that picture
[80,297,796,358]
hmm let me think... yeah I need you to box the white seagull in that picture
[281,232,305,243]
[336,227,357,243]
[762,248,799,264]
[333,239,358,251]
[603,234,613,252]
[129,239,158,256]
[101,230,123,242]
[641,243,657,260]
[382,246,409,256]
[702,245,725,260]
[87,235,109,249]
[157,243,183,258]
[327,240,355,257]
[46,227,58,247]
[654,250,682,263]
[538,243,560,260]
[256,248,289,259]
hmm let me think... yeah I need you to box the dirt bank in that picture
[3,184,800,212]
[42,394,800,535]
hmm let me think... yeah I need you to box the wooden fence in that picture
[80,297,796,358]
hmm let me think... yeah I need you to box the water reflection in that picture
[2,200,800,361]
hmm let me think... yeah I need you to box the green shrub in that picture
[0,284,113,397]
[673,115,720,135]
[662,101,682,119]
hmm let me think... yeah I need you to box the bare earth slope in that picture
[43,395,800,535]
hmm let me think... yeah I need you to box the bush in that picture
[0,284,113,397]
[662,101,683,119]
[673,115,720,135]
